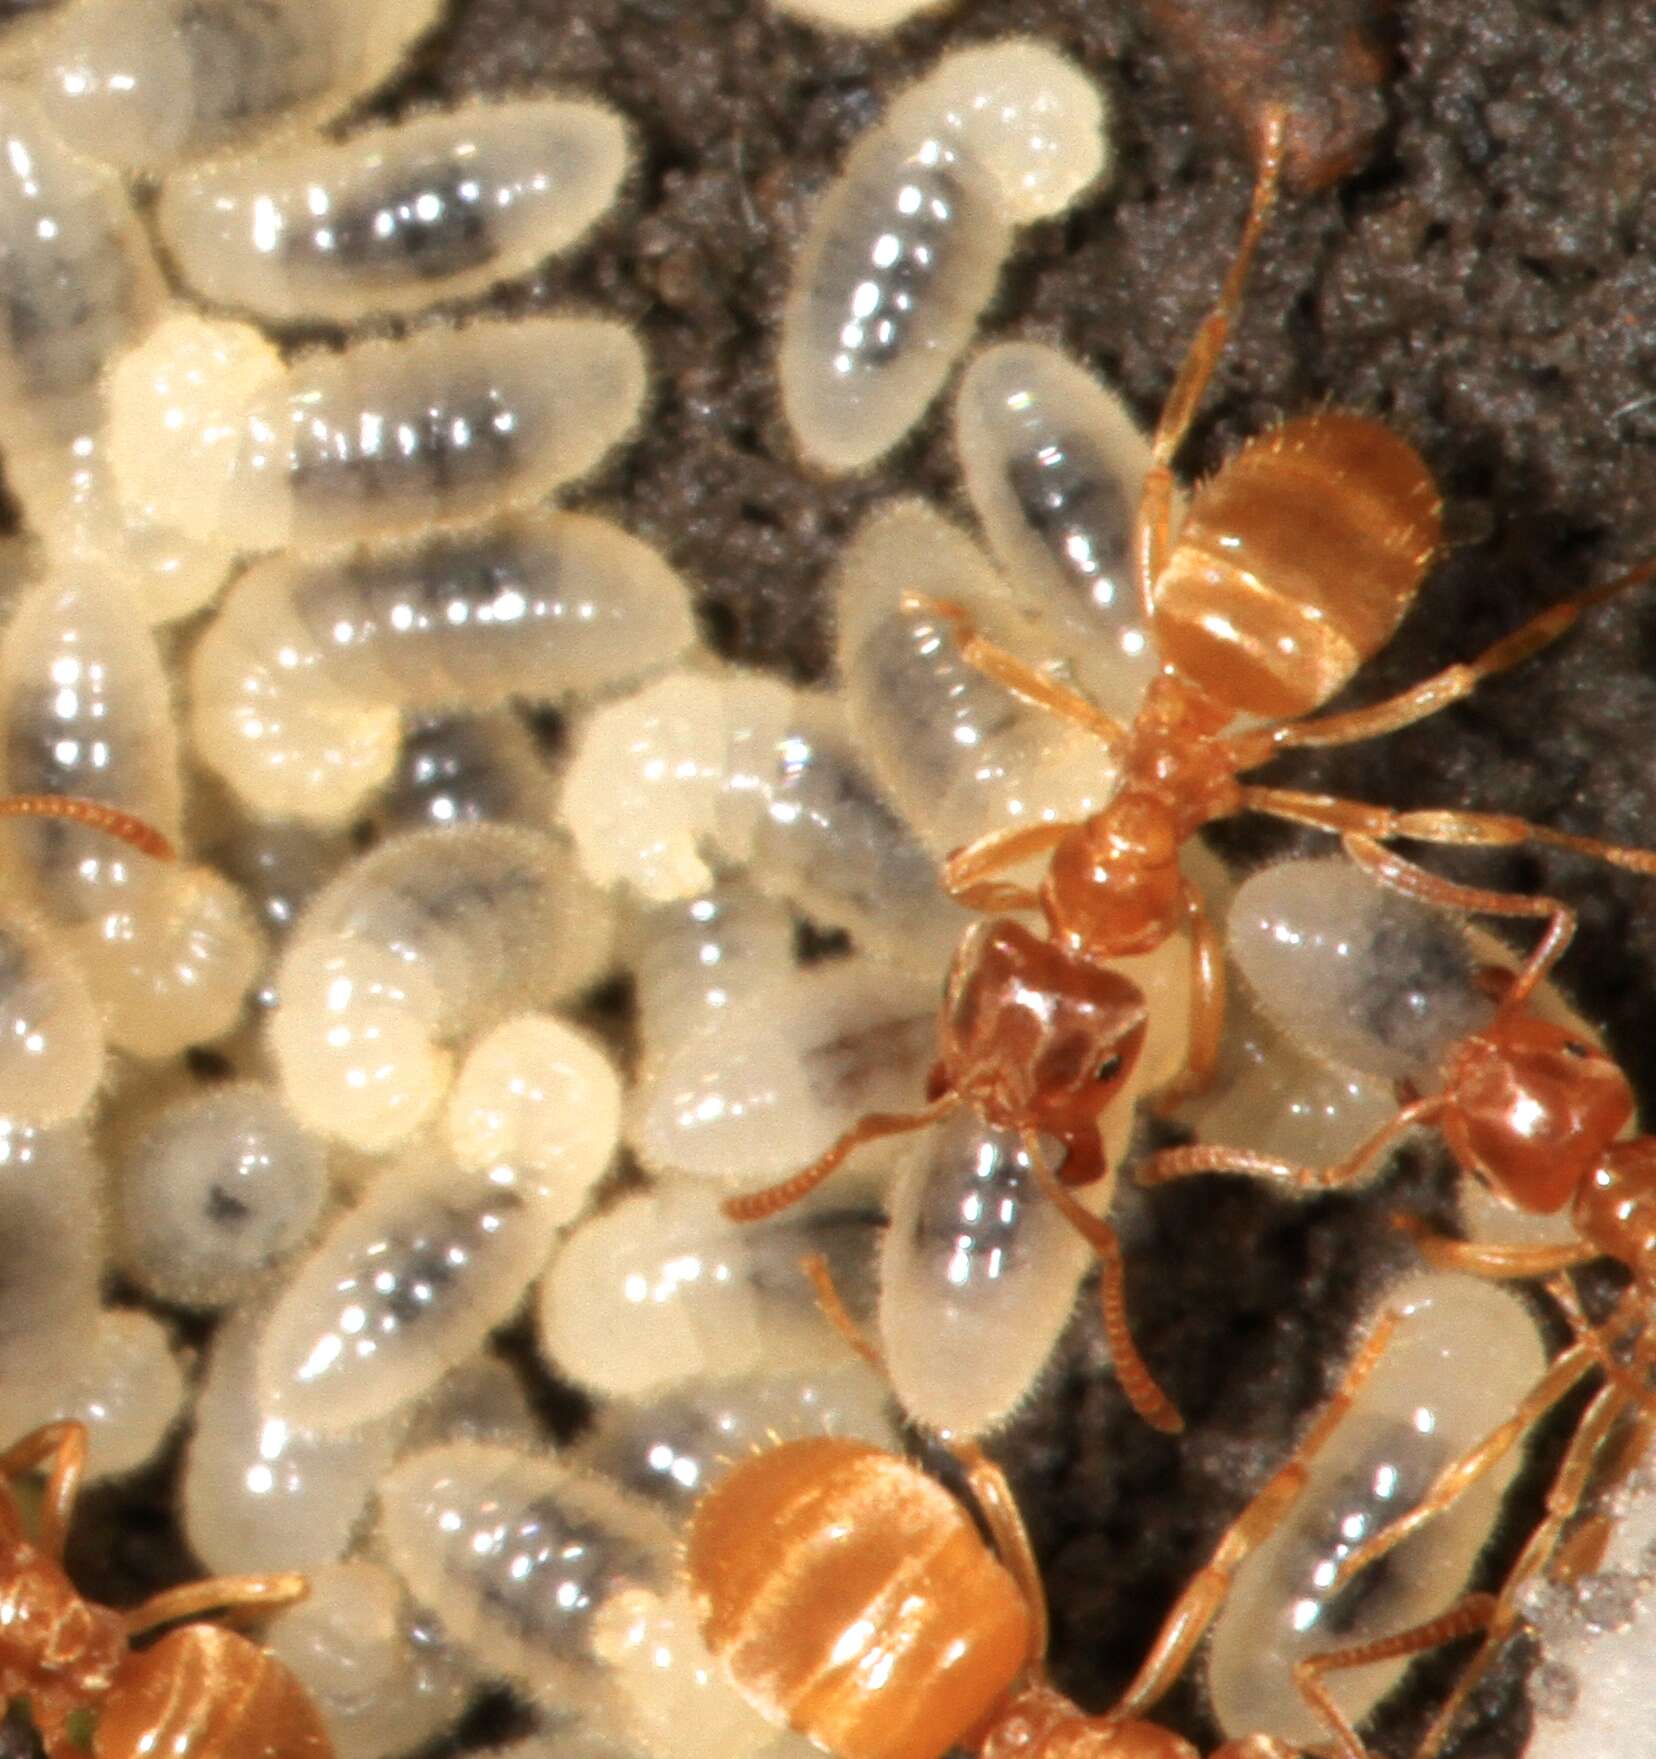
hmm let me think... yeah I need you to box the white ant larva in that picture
[0,897,103,1126]
[536,1184,882,1400]
[25,0,445,174]
[156,97,630,325]
[955,340,1160,722]
[108,311,648,555]
[0,567,264,1053]
[834,499,1115,858]
[116,1082,330,1310]
[377,1442,781,1758]
[1203,1270,1547,1748]
[261,1560,476,1759]
[188,510,694,825]
[367,711,562,839]
[268,824,612,1151]
[779,40,1111,472]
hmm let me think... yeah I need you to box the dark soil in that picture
[80,4,1656,1759]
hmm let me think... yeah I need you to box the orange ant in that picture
[687,1255,1498,1759]
[1140,840,1656,1757]
[0,1420,329,1759]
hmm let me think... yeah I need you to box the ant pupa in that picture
[0,1419,332,1759]
[377,1441,782,1759]
[117,1082,329,1310]
[0,570,262,1054]
[268,825,612,1151]
[954,340,1160,724]
[779,40,1110,472]
[189,511,695,825]
[109,312,647,556]
[689,1258,1498,1759]
[156,97,629,324]
[25,0,444,174]
[261,1561,475,1759]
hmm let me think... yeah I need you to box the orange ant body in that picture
[687,1259,1493,1759]
[0,1420,329,1759]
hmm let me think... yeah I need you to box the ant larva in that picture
[688,1257,1501,1759]
[0,1419,330,1759]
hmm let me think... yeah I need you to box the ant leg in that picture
[799,1251,1050,1669]
[1243,784,1656,879]
[0,1422,87,1559]
[1138,1095,1446,1192]
[0,794,174,860]
[942,820,1074,911]
[1134,108,1289,620]
[1229,559,1656,764]
[1151,885,1226,1115]
[899,593,1131,748]
[1339,833,1576,1005]
[1293,1593,1496,1759]
[1111,1305,1402,1718]
[1024,1134,1183,1434]
[1390,1213,1599,1279]
[721,1095,958,1222]
[123,1571,310,1637]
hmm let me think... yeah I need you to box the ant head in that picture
[940,919,1148,1136]
[1442,1013,1634,1214]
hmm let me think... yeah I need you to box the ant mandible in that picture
[688,1256,1497,1759]
[0,1420,330,1759]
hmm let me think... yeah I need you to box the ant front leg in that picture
[0,1421,87,1560]
[122,1570,310,1638]
[942,820,1074,913]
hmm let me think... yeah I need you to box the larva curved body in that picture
[378,1442,778,1757]
[28,0,444,173]
[268,825,612,1151]
[110,312,647,555]
[1204,1272,1546,1745]
[779,41,1109,471]
[0,899,102,1125]
[367,711,561,838]
[157,97,629,323]
[190,511,695,824]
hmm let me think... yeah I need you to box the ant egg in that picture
[955,341,1159,722]
[537,1185,881,1398]
[379,1443,775,1756]
[630,955,937,1184]
[574,1363,900,1518]
[779,41,1109,471]
[1205,1270,1548,1746]
[0,899,103,1125]
[156,97,629,324]
[256,1138,575,1434]
[117,1082,329,1309]
[189,510,694,824]
[185,1300,406,1576]
[109,312,648,554]
[446,1014,622,1227]
[835,500,1113,855]
[269,824,611,1151]
[262,1560,475,1759]
[28,0,444,173]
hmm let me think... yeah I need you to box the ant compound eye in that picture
[1563,1039,1592,1060]
[1096,1053,1124,1084]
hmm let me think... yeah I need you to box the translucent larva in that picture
[779,41,1109,471]
[117,1082,329,1309]
[189,510,694,824]
[28,0,445,173]
[262,1561,476,1759]
[369,711,561,837]
[575,1364,900,1518]
[0,899,103,1125]
[1204,1271,1548,1746]
[378,1443,777,1757]
[157,97,629,324]
[834,499,1114,855]
[109,312,648,554]
[537,1185,881,1398]
[629,954,937,1184]
[269,825,612,1151]
[256,1137,584,1434]
[0,568,263,1052]
[955,341,1159,722]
